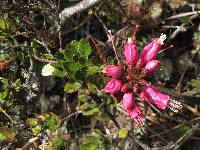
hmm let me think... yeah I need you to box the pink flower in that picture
[127,105,143,126]
[140,39,154,59]
[140,85,182,112]
[104,65,122,78]
[124,38,138,65]
[140,34,166,65]
[103,79,122,95]
[132,4,140,12]
[122,92,143,125]
[102,32,182,125]
[139,85,170,109]
[144,60,159,74]
[122,92,134,109]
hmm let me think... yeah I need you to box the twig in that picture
[34,39,52,54]
[91,38,106,64]
[27,48,33,73]
[108,30,121,64]
[33,55,58,64]
[129,133,151,150]
[182,103,200,116]
[104,26,128,44]
[145,125,169,143]
[20,137,39,150]
[94,13,109,36]
[148,117,200,138]
[175,49,198,93]
[62,92,67,115]
[63,10,94,36]
[105,108,120,129]
[94,13,120,63]
[0,106,13,124]
[163,24,187,41]
[169,123,199,150]
[61,111,81,123]
[59,0,102,24]
[58,0,62,51]
[102,26,128,55]
[166,11,200,20]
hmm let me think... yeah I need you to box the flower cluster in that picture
[102,34,182,125]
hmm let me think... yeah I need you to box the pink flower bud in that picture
[103,79,122,95]
[140,85,182,112]
[140,39,154,58]
[132,4,140,12]
[122,92,143,125]
[127,105,143,126]
[140,85,170,109]
[140,34,166,65]
[144,60,159,74]
[104,65,123,78]
[122,92,134,110]
[124,38,138,65]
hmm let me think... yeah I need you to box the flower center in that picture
[125,64,147,92]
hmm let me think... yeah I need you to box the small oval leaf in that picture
[118,128,128,138]
[64,82,81,93]
[41,64,55,76]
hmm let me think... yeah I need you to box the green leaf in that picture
[118,128,128,138]
[26,118,38,126]
[41,64,55,76]
[0,91,8,101]
[69,62,82,72]
[52,66,67,77]
[64,82,81,93]
[0,77,8,86]
[12,79,21,92]
[0,126,15,141]
[0,133,5,141]
[44,112,60,132]
[74,69,86,81]
[0,54,9,61]
[78,39,91,58]
[0,77,8,101]
[87,66,101,75]
[43,54,55,59]
[62,49,74,62]
[176,125,190,138]
[32,125,42,135]
[196,3,200,10]
[45,137,65,150]
[87,83,98,91]
[81,130,112,150]
[81,135,102,150]
[0,17,8,30]
[82,107,100,116]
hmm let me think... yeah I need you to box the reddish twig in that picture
[91,38,107,65]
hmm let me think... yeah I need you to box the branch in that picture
[166,11,200,20]
[33,55,58,64]
[59,0,102,24]
[169,123,199,150]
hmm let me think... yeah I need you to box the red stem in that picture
[91,38,107,65]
